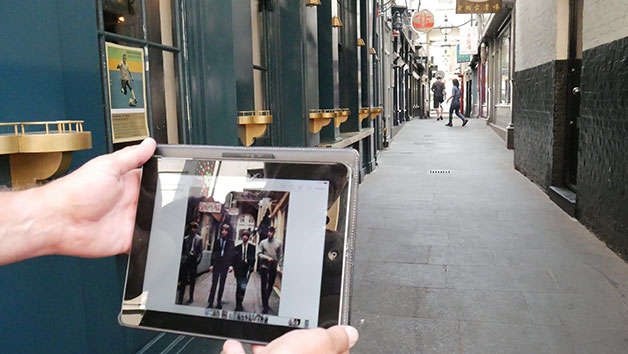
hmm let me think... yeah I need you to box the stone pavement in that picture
[350,118,628,354]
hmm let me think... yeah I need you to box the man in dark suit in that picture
[207,223,234,309]
[232,230,256,311]
[177,222,203,304]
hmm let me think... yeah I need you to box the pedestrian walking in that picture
[445,78,469,127]
[431,76,446,120]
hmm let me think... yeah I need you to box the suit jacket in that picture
[182,233,203,265]
[211,237,234,271]
[232,242,256,278]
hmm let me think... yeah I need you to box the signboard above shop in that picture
[412,10,435,33]
[199,201,222,213]
[456,0,502,14]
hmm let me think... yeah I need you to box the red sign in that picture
[412,10,435,33]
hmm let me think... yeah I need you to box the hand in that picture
[222,325,359,354]
[0,138,156,265]
[210,266,214,272]
[228,266,233,273]
[50,138,157,258]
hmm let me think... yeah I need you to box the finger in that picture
[222,340,246,354]
[251,344,265,354]
[325,326,359,353]
[112,138,157,176]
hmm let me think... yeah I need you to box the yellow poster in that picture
[105,42,149,143]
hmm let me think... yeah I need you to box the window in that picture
[97,0,186,147]
[251,0,268,111]
[498,24,511,104]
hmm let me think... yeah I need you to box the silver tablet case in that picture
[119,144,359,344]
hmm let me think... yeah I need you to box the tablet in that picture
[120,145,359,344]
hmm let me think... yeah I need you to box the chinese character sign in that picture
[459,26,479,55]
[412,9,435,33]
[456,0,502,14]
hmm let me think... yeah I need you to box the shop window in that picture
[498,24,511,104]
[252,0,268,111]
[97,0,186,147]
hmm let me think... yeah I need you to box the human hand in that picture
[228,266,233,273]
[47,138,156,258]
[210,266,214,272]
[222,325,359,354]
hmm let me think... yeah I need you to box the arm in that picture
[0,138,156,266]
[277,244,283,268]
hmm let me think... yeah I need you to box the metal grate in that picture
[429,170,451,174]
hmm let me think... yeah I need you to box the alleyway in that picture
[350,118,628,354]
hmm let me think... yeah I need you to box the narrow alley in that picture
[351,119,628,354]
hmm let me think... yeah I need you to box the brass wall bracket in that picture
[0,121,92,188]
[358,108,370,123]
[309,109,334,133]
[334,108,350,128]
[237,110,272,146]
[369,107,384,120]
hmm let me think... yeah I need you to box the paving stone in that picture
[523,291,628,330]
[351,281,425,318]
[460,321,577,354]
[428,246,495,266]
[360,262,447,288]
[351,313,459,354]
[420,288,532,325]
[446,265,559,292]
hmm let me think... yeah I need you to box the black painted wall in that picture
[578,36,628,259]
[512,61,565,189]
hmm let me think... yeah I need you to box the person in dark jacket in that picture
[232,230,256,311]
[177,222,204,304]
[207,223,234,309]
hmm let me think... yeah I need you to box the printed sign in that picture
[456,0,502,14]
[105,42,149,143]
[459,25,479,55]
[199,201,222,213]
[457,45,472,63]
[412,10,435,33]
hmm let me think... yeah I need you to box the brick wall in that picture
[578,36,628,258]
[512,61,557,189]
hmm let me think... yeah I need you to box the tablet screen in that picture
[122,155,352,343]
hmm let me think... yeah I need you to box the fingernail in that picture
[345,326,359,347]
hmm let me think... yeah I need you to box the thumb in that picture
[111,138,156,176]
[222,340,246,354]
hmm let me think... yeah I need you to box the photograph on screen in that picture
[175,187,290,319]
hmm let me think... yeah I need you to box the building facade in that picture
[512,0,628,259]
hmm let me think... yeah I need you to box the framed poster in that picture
[105,42,149,143]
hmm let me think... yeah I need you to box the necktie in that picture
[243,244,246,261]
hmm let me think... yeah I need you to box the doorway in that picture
[564,0,583,191]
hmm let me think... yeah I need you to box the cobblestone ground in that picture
[350,118,628,354]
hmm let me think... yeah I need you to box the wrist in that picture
[0,186,62,264]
